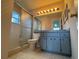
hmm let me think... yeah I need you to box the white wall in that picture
[9,23,21,51]
[63,17,78,59]
[1,0,13,59]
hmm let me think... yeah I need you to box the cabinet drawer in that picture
[47,33,59,37]
[60,33,70,37]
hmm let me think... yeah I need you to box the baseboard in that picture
[8,44,28,57]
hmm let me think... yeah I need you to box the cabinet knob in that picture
[50,38,52,40]
[54,38,56,40]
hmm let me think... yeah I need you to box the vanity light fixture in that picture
[37,8,59,15]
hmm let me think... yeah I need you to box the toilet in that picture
[27,33,40,50]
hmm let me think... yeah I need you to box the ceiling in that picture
[15,0,64,16]
[15,0,64,10]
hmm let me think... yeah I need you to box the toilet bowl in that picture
[28,39,38,49]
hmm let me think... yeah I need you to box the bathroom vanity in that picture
[39,30,71,56]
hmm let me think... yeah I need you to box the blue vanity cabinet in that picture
[39,30,71,56]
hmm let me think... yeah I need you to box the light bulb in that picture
[51,9,53,11]
[40,11,43,14]
[47,10,50,12]
[44,10,46,13]
[55,8,57,10]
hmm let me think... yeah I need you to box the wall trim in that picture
[8,44,28,57]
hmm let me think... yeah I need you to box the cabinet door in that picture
[61,37,71,55]
[47,37,60,53]
[40,37,47,50]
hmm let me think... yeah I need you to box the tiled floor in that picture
[8,48,71,59]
